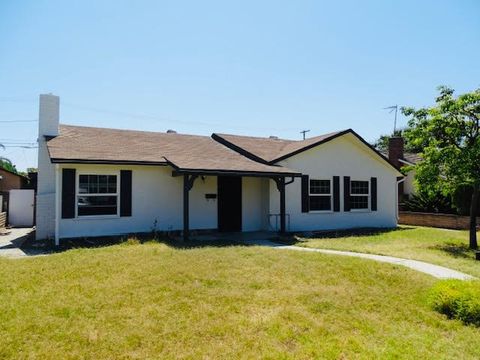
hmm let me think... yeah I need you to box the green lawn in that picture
[1,241,479,359]
[298,226,480,278]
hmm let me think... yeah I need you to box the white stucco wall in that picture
[403,169,416,198]
[242,177,265,231]
[57,164,219,238]
[54,167,270,238]
[269,133,399,231]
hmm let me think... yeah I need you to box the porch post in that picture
[183,174,190,241]
[279,177,286,233]
[182,174,198,241]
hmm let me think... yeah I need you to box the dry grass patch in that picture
[0,241,479,359]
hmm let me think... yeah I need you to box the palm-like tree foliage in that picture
[0,143,17,173]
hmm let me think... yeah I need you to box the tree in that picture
[403,86,480,249]
[0,143,17,173]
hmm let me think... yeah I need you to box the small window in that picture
[77,174,118,216]
[350,180,369,210]
[309,179,331,211]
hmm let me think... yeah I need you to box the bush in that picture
[429,280,480,326]
[122,237,141,246]
[403,191,456,214]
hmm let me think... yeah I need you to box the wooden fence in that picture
[0,212,6,229]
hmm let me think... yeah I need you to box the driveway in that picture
[0,227,36,258]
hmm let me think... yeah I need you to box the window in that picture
[350,180,369,210]
[309,179,331,211]
[77,174,118,216]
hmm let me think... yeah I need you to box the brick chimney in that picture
[388,137,404,169]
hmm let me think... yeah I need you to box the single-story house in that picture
[36,94,403,244]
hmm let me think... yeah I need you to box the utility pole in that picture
[300,129,310,140]
[383,105,399,134]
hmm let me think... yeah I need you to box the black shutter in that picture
[301,175,309,213]
[62,168,76,219]
[120,170,132,217]
[343,176,351,212]
[371,177,377,211]
[333,176,340,212]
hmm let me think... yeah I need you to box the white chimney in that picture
[36,93,60,241]
[38,93,60,137]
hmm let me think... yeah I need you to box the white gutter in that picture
[396,177,405,221]
[54,164,60,246]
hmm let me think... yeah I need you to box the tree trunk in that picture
[469,184,479,249]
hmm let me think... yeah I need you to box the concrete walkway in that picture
[246,239,475,280]
[0,228,35,258]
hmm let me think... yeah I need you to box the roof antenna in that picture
[383,105,399,134]
[300,129,310,140]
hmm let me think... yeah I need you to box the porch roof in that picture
[48,125,300,176]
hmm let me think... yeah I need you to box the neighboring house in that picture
[36,94,403,244]
[0,166,25,213]
[385,137,421,203]
[0,167,23,192]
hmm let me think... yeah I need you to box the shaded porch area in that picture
[171,168,300,241]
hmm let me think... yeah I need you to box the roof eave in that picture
[211,133,271,164]
[271,129,403,176]
[50,158,169,166]
[269,129,351,163]
[171,168,301,178]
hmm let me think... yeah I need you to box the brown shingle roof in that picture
[213,130,347,163]
[47,125,299,176]
[403,152,422,164]
[380,151,422,165]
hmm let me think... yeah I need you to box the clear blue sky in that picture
[1,0,479,171]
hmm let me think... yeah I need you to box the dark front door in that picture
[217,176,242,232]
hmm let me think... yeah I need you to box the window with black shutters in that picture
[309,179,331,211]
[350,180,369,210]
[77,174,119,216]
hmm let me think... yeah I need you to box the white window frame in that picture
[350,179,370,212]
[76,170,120,219]
[309,178,333,213]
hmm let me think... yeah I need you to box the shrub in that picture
[123,237,141,246]
[429,280,480,326]
[403,191,455,214]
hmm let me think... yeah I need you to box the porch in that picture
[171,169,300,241]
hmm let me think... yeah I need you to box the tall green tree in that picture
[403,86,480,249]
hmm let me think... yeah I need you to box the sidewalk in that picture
[246,239,475,280]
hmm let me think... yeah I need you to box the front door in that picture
[217,176,242,232]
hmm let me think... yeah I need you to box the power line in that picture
[0,120,37,123]
[1,145,37,149]
[63,102,301,132]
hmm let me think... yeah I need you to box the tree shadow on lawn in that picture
[430,242,475,259]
